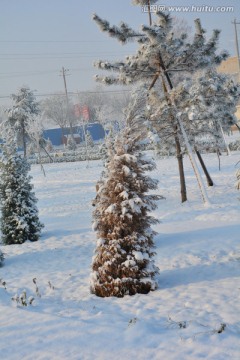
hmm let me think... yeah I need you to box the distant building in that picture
[218,56,240,83]
[218,56,240,124]
[43,123,105,146]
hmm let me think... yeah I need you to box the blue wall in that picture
[43,123,105,146]
[43,128,63,146]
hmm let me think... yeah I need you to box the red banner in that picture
[74,104,89,121]
[82,105,90,122]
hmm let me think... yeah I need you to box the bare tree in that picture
[41,94,76,139]
[76,86,130,133]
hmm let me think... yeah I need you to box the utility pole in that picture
[232,19,240,82]
[60,66,74,140]
[77,91,89,167]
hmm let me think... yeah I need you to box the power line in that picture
[0,89,131,100]
[0,54,131,60]
[232,19,240,81]
[0,70,60,79]
[0,69,94,79]
[0,51,130,56]
[0,40,108,43]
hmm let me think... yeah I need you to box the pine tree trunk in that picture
[21,120,27,158]
[147,0,152,26]
[69,121,75,141]
[156,72,188,202]
[177,117,211,205]
[195,147,214,186]
[175,134,187,202]
[217,149,221,171]
[82,123,90,166]
[157,53,213,201]
[219,123,231,155]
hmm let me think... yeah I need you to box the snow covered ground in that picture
[0,150,240,360]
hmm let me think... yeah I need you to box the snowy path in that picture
[0,152,240,360]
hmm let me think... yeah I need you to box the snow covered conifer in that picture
[67,136,77,151]
[92,7,228,202]
[45,138,53,153]
[99,127,116,164]
[85,130,94,148]
[148,68,240,158]
[7,86,40,157]
[172,69,240,152]
[91,127,160,297]
[0,145,43,245]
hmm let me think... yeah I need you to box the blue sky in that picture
[0,0,239,105]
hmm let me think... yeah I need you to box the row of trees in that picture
[41,88,129,138]
[92,3,239,203]
[0,86,130,156]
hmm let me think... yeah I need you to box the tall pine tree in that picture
[92,6,228,202]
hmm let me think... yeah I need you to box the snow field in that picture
[0,151,240,360]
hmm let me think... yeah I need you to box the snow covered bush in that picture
[229,139,240,151]
[98,128,115,164]
[66,136,77,151]
[98,142,108,162]
[12,290,34,307]
[169,68,240,154]
[28,146,102,165]
[27,141,37,157]
[0,145,44,245]
[45,138,53,153]
[85,130,94,148]
[91,127,160,297]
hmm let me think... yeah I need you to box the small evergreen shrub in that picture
[67,136,77,151]
[85,130,94,148]
[229,139,240,151]
[0,146,44,245]
[45,138,53,153]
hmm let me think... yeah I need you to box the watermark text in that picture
[142,4,234,13]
